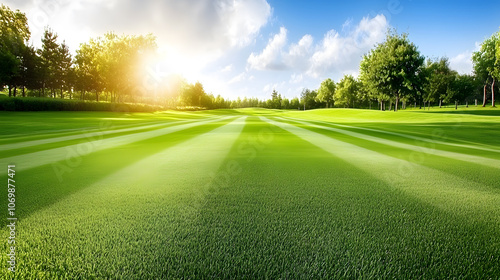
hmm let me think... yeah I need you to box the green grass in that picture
[0,107,499,278]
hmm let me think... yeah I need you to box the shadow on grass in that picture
[0,121,230,227]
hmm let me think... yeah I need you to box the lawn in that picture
[0,107,499,278]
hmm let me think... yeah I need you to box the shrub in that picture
[0,97,165,112]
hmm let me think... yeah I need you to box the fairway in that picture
[1,108,500,278]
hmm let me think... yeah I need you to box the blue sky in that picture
[5,0,500,100]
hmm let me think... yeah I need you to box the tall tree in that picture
[192,81,205,107]
[473,32,499,107]
[316,78,335,108]
[290,97,300,109]
[19,45,43,96]
[449,74,477,107]
[98,33,156,102]
[38,28,60,97]
[0,4,30,95]
[55,41,72,98]
[335,75,359,108]
[75,38,103,101]
[300,88,317,110]
[270,89,282,109]
[179,81,208,107]
[360,30,425,111]
[424,57,457,108]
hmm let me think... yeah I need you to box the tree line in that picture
[1,4,499,111]
[264,30,498,111]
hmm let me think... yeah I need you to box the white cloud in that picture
[449,52,473,75]
[289,73,303,84]
[246,14,388,78]
[289,35,313,57]
[6,0,271,62]
[341,18,353,34]
[220,0,272,47]
[228,72,247,84]
[308,14,388,78]
[286,34,314,70]
[221,64,233,73]
[262,81,286,93]
[449,43,480,75]
[247,26,288,71]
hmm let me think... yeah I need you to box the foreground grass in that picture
[0,108,499,278]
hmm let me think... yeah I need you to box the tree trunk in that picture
[395,94,399,112]
[483,84,487,107]
[455,100,458,110]
[96,91,99,102]
[60,87,64,99]
[439,99,442,108]
[466,101,468,108]
[492,78,496,107]
[22,86,25,97]
[475,99,477,106]
[13,86,17,97]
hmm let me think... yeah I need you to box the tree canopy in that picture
[335,75,359,108]
[360,30,425,111]
[1,3,499,111]
[473,32,499,107]
[316,78,335,108]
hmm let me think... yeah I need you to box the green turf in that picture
[0,108,499,278]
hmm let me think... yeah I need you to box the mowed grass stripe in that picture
[183,117,499,278]
[0,111,211,143]
[0,118,235,228]
[261,117,500,223]
[0,116,234,171]
[280,118,500,190]
[0,117,207,151]
[281,109,500,148]
[281,116,500,155]
[2,117,247,279]
[0,118,221,159]
[277,117,500,168]
[92,116,247,190]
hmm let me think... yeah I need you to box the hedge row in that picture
[0,97,165,112]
